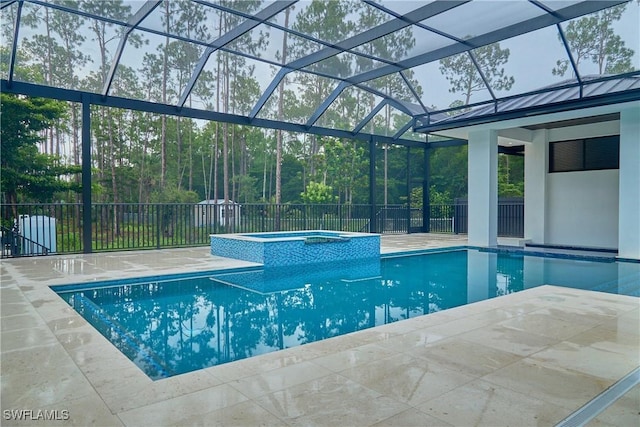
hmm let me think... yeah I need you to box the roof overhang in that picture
[426,99,640,145]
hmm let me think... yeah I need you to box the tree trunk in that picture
[107,108,119,236]
[44,7,54,156]
[213,124,218,203]
[176,117,182,189]
[138,121,149,206]
[275,7,290,229]
[262,140,268,200]
[160,1,170,189]
[213,13,222,206]
[222,50,230,230]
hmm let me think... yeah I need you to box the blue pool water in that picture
[240,231,349,239]
[54,248,639,380]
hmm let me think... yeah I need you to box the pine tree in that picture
[553,4,634,76]
[439,43,514,106]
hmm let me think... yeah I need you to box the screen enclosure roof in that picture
[1,0,639,145]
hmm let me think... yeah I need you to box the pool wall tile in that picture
[210,238,265,264]
[211,232,380,267]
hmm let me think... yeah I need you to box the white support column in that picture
[618,106,640,260]
[468,129,498,247]
[524,129,548,244]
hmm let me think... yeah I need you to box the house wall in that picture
[618,107,640,259]
[544,121,620,249]
[546,169,619,248]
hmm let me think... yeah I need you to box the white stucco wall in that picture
[546,169,619,248]
[618,107,640,259]
[524,121,622,249]
[543,121,620,249]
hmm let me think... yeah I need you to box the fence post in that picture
[81,97,92,253]
[369,138,377,233]
[156,205,161,249]
[423,143,431,233]
[451,205,455,234]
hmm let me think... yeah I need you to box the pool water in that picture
[55,248,639,380]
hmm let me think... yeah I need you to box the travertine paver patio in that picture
[1,234,638,426]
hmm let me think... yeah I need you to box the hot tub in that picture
[210,230,380,267]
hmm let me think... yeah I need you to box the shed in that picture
[194,200,241,226]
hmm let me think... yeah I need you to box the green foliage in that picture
[300,181,337,204]
[553,4,634,76]
[409,186,452,209]
[498,154,524,197]
[430,186,453,205]
[428,148,524,200]
[323,138,367,204]
[149,185,200,203]
[0,93,80,203]
[232,174,258,203]
[439,43,514,105]
[430,145,468,200]
[280,154,305,202]
[498,180,524,198]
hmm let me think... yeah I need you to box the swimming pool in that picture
[53,248,639,380]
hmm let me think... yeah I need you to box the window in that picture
[549,135,619,173]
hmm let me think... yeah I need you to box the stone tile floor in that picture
[1,234,638,426]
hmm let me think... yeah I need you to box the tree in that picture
[553,4,634,76]
[439,43,514,105]
[323,138,367,204]
[498,154,524,197]
[0,94,80,208]
[275,5,292,230]
[288,1,355,181]
[429,145,468,200]
[21,0,87,161]
[409,186,452,208]
[210,1,266,229]
[300,181,337,204]
[82,0,143,209]
[353,3,420,137]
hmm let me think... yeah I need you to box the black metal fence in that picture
[1,201,524,258]
[452,198,525,237]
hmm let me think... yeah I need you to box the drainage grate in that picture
[555,366,640,427]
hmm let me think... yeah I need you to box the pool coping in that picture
[210,229,376,242]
